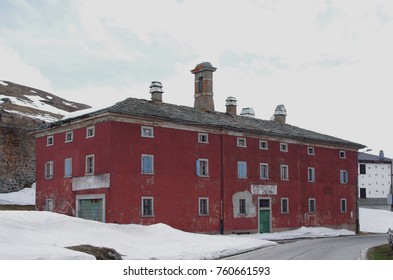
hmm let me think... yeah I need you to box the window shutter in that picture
[196,160,200,176]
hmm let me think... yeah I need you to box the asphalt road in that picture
[225,234,388,260]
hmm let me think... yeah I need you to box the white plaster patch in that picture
[72,174,110,191]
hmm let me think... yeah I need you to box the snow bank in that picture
[0,183,35,205]
[359,207,393,233]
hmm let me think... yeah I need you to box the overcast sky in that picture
[1,0,392,156]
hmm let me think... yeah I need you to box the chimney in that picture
[191,62,216,112]
[240,107,255,118]
[274,104,287,124]
[225,96,237,116]
[150,81,163,103]
[379,150,385,160]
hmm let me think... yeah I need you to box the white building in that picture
[358,151,392,208]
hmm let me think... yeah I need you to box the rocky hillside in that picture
[0,80,90,193]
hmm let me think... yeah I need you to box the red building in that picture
[34,62,364,234]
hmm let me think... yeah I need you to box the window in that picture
[198,133,209,143]
[47,135,54,146]
[45,161,53,179]
[65,131,73,143]
[196,159,209,177]
[260,163,269,179]
[281,198,289,214]
[85,155,94,175]
[86,126,95,138]
[237,161,247,178]
[359,164,366,175]
[339,150,346,159]
[280,165,289,180]
[141,154,154,174]
[308,167,315,182]
[45,198,54,212]
[308,147,315,155]
[259,199,270,208]
[199,198,209,216]
[259,140,268,150]
[280,143,288,152]
[340,199,347,213]
[239,199,247,215]
[308,198,316,213]
[64,158,72,178]
[237,137,247,147]
[141,126,154,138]
[340,170,348,184]
[141,197,154,217]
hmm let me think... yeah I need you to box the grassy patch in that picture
[367,244,393,260]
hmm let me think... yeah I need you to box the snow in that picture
[0,185,391,260]
[61,103,115,121]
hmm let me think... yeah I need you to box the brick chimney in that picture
[191,62,216,112]
[150,81,163,103]
[273,104,287,124]
[225,96,237,116]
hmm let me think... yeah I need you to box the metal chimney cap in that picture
[274,104,287,116]
[149,81,163,93]
[240,107,255,118]
[225,96,237,106]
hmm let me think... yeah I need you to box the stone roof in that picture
[358,152,392,163]
[52,97,365,149]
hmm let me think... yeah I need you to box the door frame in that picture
[76,194,106,222]
[258,197,272,233]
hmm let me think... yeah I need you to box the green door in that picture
[259,210,270,233]
[78,199,103,222]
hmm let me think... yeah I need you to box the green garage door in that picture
[78,199,103,222]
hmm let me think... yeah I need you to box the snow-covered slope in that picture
[0,80,90,122]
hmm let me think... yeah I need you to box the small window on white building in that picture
[141,154,154,174]
[65,131,73,143]
[237,137,247,147]
[47,135,54,146]
[141,197,154,217]
[86,126,95,138]
[308,167,315,182]
[237,161,247,178]
[64,158,72,178]
[45,161,53,179]
[340,199,347,213]
[340,170,348,184]
[141,126,154,138]
[85,155,94,175]
[196,159,209,177]
[308,198,316,213]
[359,164,366,175]
[280,143,288,152]
[281,198,289,214]
[198,198,209,216]
[259,140,268,150]
[198,133,209,143]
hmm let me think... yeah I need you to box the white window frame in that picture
[308,198,316,213]
[85,154,95,175]
[339,150,346,159]
[280,143,288,152]
[260,163,269,179]
[340,198,347,213]
[237,137,247,147]
[281,198,289,214]
[340,170,348,184]
[141,126,154,138]
[141,154,154,175]
[198,197,209,216]
[141,197,154,217]
[237,161,247,179]
[280,164,289,181]
[239,198,247,215]
[307,146,315,155]
[64,158,72,178]
[45,161,53,179]
[308,167,315,182]
[86,126,95,138]
[259,140,268,150]
[198,133,209,143]
[196,159,209,177]
[47,135,54,146]
[65,131,73,143]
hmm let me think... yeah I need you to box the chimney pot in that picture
[150,81,163,103]
[225,96,237,115]
[379,150,384,159]
[240,107,255,118]
[274,104,287,124]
